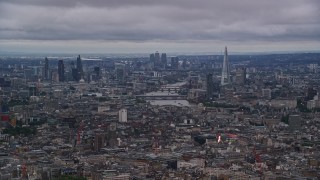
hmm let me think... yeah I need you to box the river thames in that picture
[145,82,192,107]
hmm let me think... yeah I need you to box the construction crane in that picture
[21,163,27,178]
[152,137,160,154]
[253,147,263,176]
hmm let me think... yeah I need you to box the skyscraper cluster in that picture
[150,51,167,69]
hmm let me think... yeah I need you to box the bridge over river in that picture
[135,94,187,100]
[136,81,190,105]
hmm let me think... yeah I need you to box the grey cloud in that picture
[0,0,319,43]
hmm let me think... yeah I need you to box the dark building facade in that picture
[44,57,49,80]
[76,55,83,81]
[171,57,179,70]
[150,54,155,62]
[58,60,65,82]
[206,73,214,100]
[161,53,167,69]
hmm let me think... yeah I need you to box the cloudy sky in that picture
[0,0,319,54]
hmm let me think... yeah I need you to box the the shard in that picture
[221,46,230,86]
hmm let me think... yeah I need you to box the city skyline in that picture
[0,0,319,54]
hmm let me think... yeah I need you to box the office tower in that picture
[44,57,49,80]
[70,61,78,81]
[161,53,167,68]
[182,60,187,69]
[206,73,214,100]
[92,66,100,81]
[154,51,160,68]
[235,67,246,85]
[76,55,83,81]
[58,60,65,82]
[171,57,179,70]
[94,67,100,77]
[150,54,155,62]
[221,46,230,86]
[155,51,160,63]
[115,63,125,84]
[119,108,127,123]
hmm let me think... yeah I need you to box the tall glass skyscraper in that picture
[221,46,230,85]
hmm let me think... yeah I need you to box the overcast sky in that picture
[0,0,319,54]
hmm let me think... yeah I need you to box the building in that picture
[288,115,301,132]
[188,89,207,102]
[119,108,127,123]
[29,85,38,96]
[76,55,83,81]
[161,53,167,68]
[221,46,230,86]
[58,60,65,82]
[270,99,297,109]
[154,51,160,64]
[150,53,155,62]
[115,63,125,84]
[307,100,320,110]
[107,123,117,147]
[206,73,214,100]
[308,64,318,73]
[171,57,179,70]
[93,66,100,80]
[262,89,272,99]
[94,130,105,152]
[235,67,246,85]
[43,57,49,80]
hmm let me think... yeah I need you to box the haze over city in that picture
[2,0,320,179]
[0,0,320,54]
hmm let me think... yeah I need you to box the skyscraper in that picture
[58,60,65,82]
[206,73,214,100]
[150,53,155,62]
[161,53,167,68]
[76,55,83,81]
[115,63,125,84]
[44,57,49,80]
[221,46,230,85]
[171,57,179,70]
[154,51,160,63]
[235,67,246,85]
[154,51,160,68]
[93,66,100,81]
[71,61,78,81]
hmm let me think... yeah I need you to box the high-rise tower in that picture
[44,57,49,80]
[161,53,167,68]
[115,63,125,84]
[154,51,160,63]
[58,60,65,82]
[171,57,179,70]
[150,54,155,62]
[206,73,214,100]
[221,46,230,85]
[76,55,83,81]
